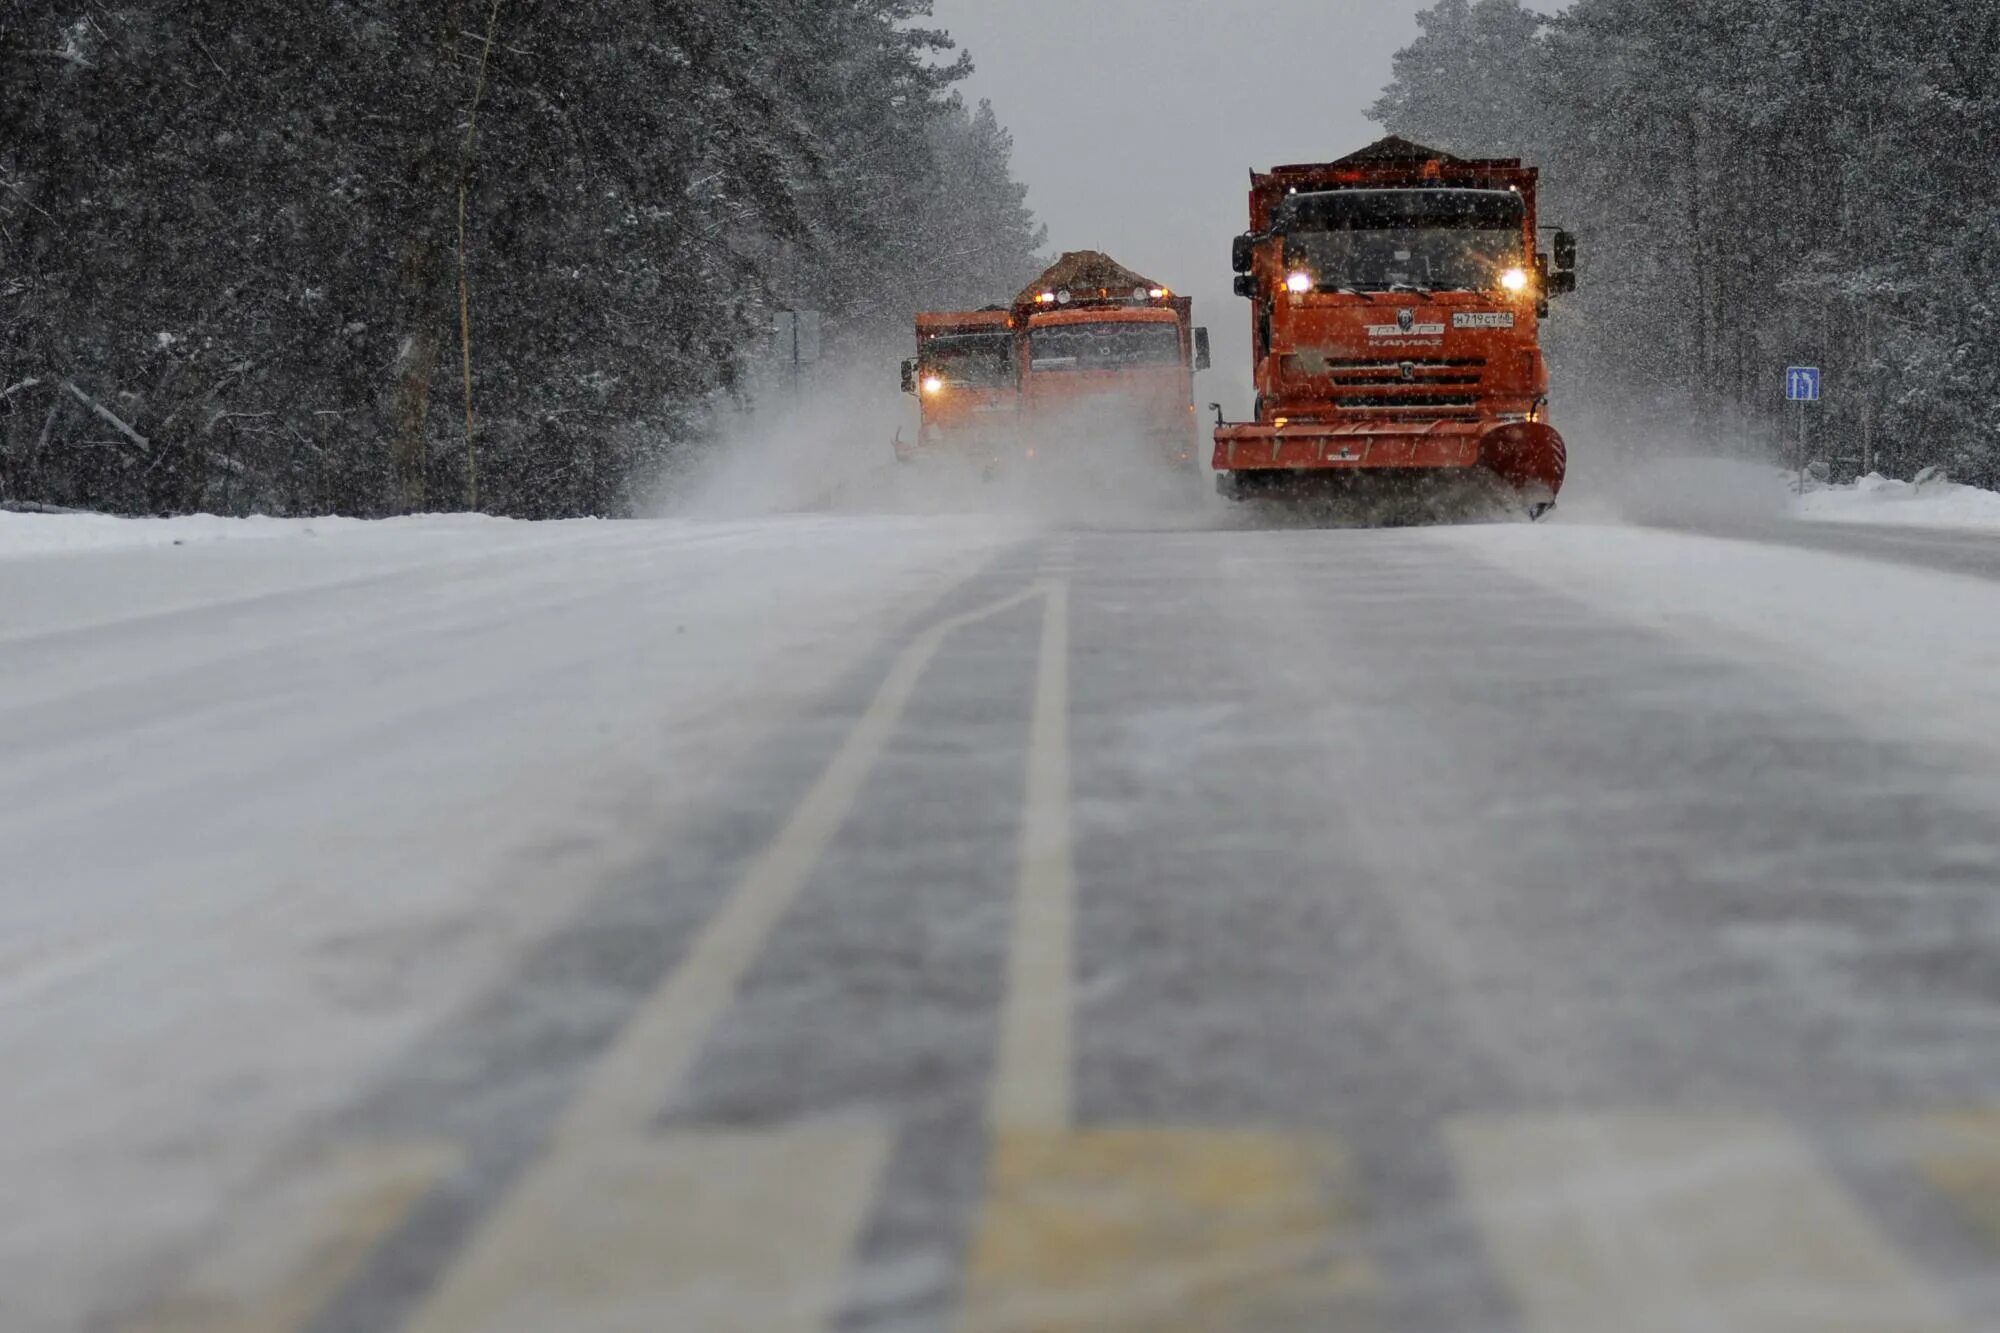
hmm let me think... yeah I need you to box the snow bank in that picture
[0,509,592,558]
[1793,473,2000,531]
[1443,523,2000,765]
[0,512,1017,1325]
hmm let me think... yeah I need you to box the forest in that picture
[0,1,1043,517]
[1375,0,2000,485]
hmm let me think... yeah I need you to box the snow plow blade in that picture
[1212,419,1566,520]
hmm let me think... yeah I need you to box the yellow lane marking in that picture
[1908,1112,2000,1249]
[402,581,1055,1331]
[958,1128,1381,1333]
[991,580,1075,1132]
[408,1126,891,1333]
[955,585,1382,1331]
[132,1142,459,1333]
[1449,1115,1964,1333]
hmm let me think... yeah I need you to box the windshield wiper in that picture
[1387,282,1437,299]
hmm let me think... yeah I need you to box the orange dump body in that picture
[1012,253,1204,468]
[1216,138,1568,512]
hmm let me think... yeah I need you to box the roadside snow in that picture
[1793,473,2000,531]
[0,511,1020,1328]
[0,508,580,557]
[1549,448,2000,534]
[1447,522,2000,766]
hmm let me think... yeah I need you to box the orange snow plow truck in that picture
[897,308,1017,468]
[1014,252,1210,469]
[1215,136,1577,519]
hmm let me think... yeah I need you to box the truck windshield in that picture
[1279,188,1527,293]
[1029,322,1182,371]
[923,333,1015,388]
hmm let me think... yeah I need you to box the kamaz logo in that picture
[1365,317,1446,339]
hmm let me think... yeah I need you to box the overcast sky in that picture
[924,0,1559,410]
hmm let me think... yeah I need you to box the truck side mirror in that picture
[1233,274,1257,300]
[1553,230,1578,271]
[900,358,916,395]
[1548,271,1577,296]
[1231,233,1256,275]
[1193,328,1212,372]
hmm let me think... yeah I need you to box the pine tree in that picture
[1374,0,2000,485]
[0,0,1048,517]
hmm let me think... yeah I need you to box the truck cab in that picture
[1012,253,1210,470]
[899,309,1018,465]
[1217,137,1576,516]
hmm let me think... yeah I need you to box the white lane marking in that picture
[1450,1115,1965,1333]
[558,580,1048,1145]
[403,581,1052,1332]
[409,1127,891,1333]
[990,580,1075,1132]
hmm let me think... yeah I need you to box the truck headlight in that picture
[1286,271,1313,294]
[1500,267,1530,293]
[922,375,945,396]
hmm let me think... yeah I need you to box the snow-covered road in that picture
[5,507,2000,1331]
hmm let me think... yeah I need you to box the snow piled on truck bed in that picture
[1794,473,2000,531]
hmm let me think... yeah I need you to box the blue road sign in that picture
[1786,366,1822,402]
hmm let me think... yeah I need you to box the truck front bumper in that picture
[1212,420,1565,497]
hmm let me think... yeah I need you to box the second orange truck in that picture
[901,252,1210,476]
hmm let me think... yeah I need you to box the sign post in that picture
[1785,366,1821,491]
[771,310,824,398]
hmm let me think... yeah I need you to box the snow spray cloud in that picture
[653,363,1220,530]
[1543,396,1795,528]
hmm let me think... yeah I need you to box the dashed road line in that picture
[410,1126,892,1333]
[1449,1114,1966,1333]
[958,1127,1381,1333]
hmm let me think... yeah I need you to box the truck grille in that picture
[1330,373,1480,386]
[1282,356,1490,421]
[1315,358,1487,371]
[1287,356,1486,383]
[1333,394,1479,410]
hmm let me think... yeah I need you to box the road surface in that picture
[4,507,2000,1332]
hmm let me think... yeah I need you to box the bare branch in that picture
[3,180,56,221]
[61,381,150,454]
[1,378,44,401]
[190,35,229,81]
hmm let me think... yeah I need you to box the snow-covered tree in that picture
[1373,0,2000,485]
[0,0,1044,517]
